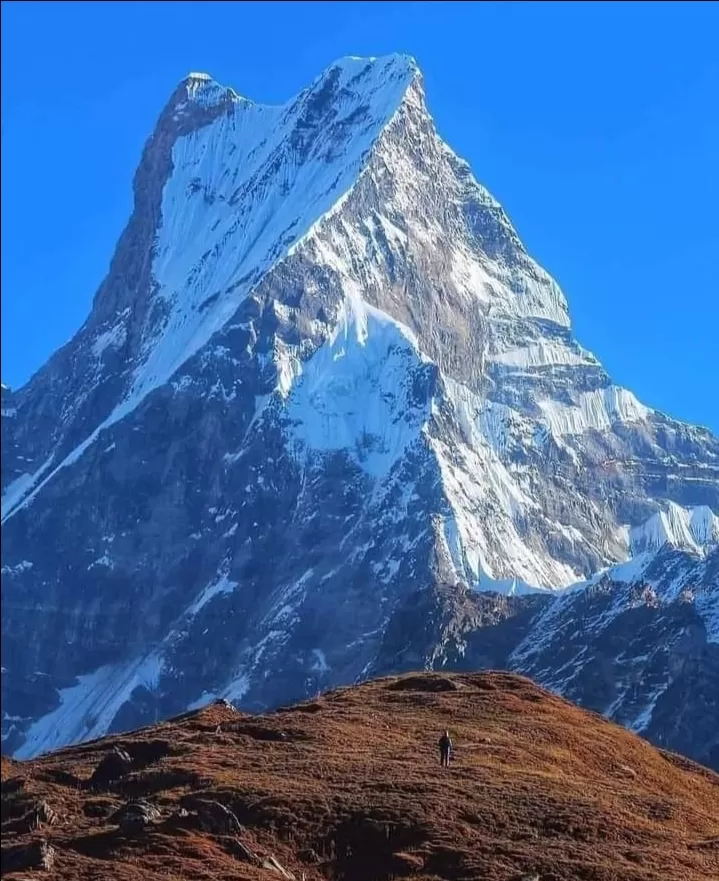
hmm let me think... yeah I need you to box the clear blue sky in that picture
[2,1,717,432]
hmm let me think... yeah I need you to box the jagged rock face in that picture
[1,56,717,762]
[371,548,719,770]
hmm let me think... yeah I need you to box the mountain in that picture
[2,55,718,765]
[2,673,718,881]
[372,537,719,770]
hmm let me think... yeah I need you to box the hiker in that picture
[438,729,452,768]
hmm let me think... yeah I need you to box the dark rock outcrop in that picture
[1,839,55,873]
[180,796,244,836]
[109,798,161,833]
[88,747,133,790]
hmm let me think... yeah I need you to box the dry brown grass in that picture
[2,671,718,880]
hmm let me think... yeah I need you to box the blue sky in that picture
[2,1,717,431]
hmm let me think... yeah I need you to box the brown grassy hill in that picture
[2,672,718,881]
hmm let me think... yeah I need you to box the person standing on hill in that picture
[438,730,453,768]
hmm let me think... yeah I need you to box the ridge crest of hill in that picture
[2,672,718,881]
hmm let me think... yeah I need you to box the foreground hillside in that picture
[2,673,718,881]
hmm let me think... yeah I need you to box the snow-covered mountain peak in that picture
[0,56,434,527]
[173,55,421,120]
[305,53,419,90]
[120,57,428,412]
[288,53,422,136]
[166,71,243,113]
[318,53,420,91]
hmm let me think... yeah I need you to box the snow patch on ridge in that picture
[188,574,238,616]
[285,292,428,476]
[629,502,718,557]
[14,654,165,759]
[222,675,250,702]
[538,386,650,437]
[1,560,33,577]
[186,691,218,711]
[491,340,596,369]
[92,322,127,359]
[563,504,717,597]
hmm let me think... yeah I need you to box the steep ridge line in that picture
[0,55,421,525]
